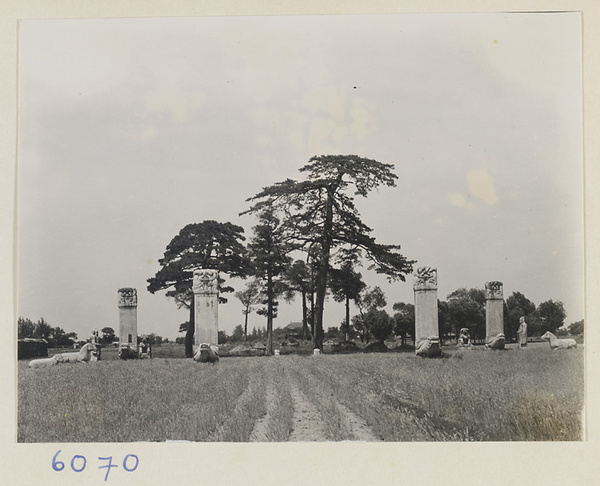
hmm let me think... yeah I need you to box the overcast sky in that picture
[17,13,583,341]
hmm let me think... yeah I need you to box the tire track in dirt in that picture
[288,382,329,441]
[249,382,275,442]
[337,403,379,441]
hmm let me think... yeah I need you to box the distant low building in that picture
[18,338,48,360]
[283,321,304,339]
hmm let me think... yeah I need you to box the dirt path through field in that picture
[249,382,275,442]
[288,382,328,441]
[338,403,379,441]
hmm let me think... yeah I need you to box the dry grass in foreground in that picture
[18,344,583,442]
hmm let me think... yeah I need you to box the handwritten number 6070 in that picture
[52,450,138,481]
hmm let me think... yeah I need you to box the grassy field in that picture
[18,342,584,442]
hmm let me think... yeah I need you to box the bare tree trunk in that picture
[302,290,308,341]
[266,272,273,355]
[344,295,350,341]
[185,298,194,358]
[313,187,334,352]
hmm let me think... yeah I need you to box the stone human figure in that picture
[517,316,528,349]
[458,328,471,346]
[90,329,101,361]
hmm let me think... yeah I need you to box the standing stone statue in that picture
[414,266,441,357]
[485,281,505,350]
[517,316,528,350]
[118,288,139,359]
[192,269,219,362]
[90,329,101,361]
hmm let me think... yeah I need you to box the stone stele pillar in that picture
[485,281,504,341]
[414,266,439,343]
[118,288,138,346]
[193,269,219,351]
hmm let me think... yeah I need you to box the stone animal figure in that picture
[541,331,577,350]
[118,344,139,360]
[458,328,471,347]
[415,336,441,358]
[28,354,65,369]
[485,333,506,350]
[57,342,97,363]
[193,343,219,363]
[29,343,96,369]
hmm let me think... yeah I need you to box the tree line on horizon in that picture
[17,317,78,348]
[17,319,169,348]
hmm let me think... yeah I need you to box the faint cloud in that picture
[251,107,308,152]
[144,88,205,123]
[350,99,376,141]
[140,126,158,141]
[303,87,346,121]
[449,192,466,207]
[467,169,498,204]
[308,117,341,155]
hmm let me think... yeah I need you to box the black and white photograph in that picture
[2,1,599,485]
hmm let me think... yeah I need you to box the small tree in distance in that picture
[247,209,292,355]
[368,309,393,343]
[235,278,263,341]
[329,260,366,341]
[353,286,387,343]
[568,319,583,336]
[231,324,244,342]
[281,259,314,341]
[392,302,414,346]
[101,327,116,344]
[18,317,36,339]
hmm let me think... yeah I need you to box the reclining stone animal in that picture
[29,343,96,369]
[28,353,64,369]
[485,333,506,350]
[541,331,577,350]
[415,336,441,357]
[193,343,219,363]
[118,343,139,360]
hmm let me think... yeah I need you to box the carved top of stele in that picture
[485,281,503,299]
[414,266,437,290]
[118,287,137,307]
[193,268,219,295]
